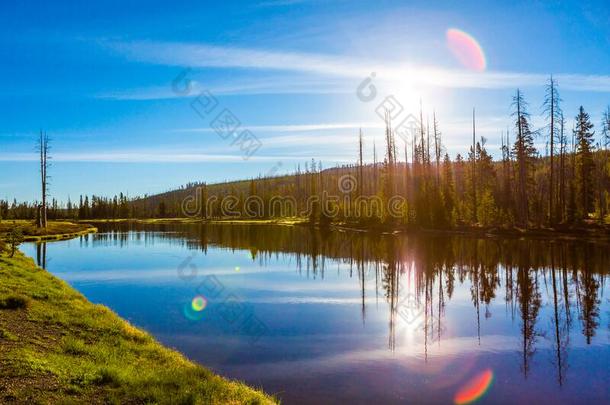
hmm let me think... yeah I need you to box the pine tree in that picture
[567,123,577,223]
[78,195,84,219]
[602,106,610,150]
[511,90,536,227]
[83,196,90,219]
[476,138,496,194]
[475,138,497,226]
[574,106,595,221]
[470,108,477,223]
[501,131,513,221]
[442,153,456,223]
[200,183,209,220]
[454,153,466,222]
[601,107,610,222]
[558,114,568,223]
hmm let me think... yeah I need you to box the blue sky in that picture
[2,0,610,202]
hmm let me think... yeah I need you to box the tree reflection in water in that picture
[89,221,608,387]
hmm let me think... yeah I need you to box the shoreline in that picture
[0,220,98,242]
[22,227,98,242]
[0,223,276,404]
[80,217,610,241]
[81,217,308,226]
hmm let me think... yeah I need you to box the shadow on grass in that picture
[0,294,29,310]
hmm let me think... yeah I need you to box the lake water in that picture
[23,223,609,404]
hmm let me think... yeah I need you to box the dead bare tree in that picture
[37,131,50,228]
[543,76,562,225]
[358,128,364,197]
[433,111,442,186]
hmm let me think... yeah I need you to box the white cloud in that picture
[0,151,300,163]
[98,76,352,100]
[107,40,610,96]
[176,122,382,133]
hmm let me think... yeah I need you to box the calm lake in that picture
[23,223,609,404]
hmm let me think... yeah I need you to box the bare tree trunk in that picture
[373,141,378,194]
[433,112,441,186]
[38,131,49,228]
[426,116,431,176]
[404,144,409,201]
[36,204,42,228]
[43,135,48,227]
[358,129,364,198]
[549,79,555,226]
[419,102,426,179]
[516,93,528,226]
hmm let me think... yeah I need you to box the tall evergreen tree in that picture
[475,138,498,226]
[602,106,610,150]
[574,106,595,220]
[454,153,466,222]
[501,131,513,220]
[471,108,477,223]
[511,90,536,227]
[601,106,610,222]
[558,114,568,222]
[442,153,455,223]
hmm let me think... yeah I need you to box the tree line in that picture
[3,78,609,229]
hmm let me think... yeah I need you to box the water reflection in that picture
[35,241,47,269]
[26,223,609,404]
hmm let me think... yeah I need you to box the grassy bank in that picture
[0,220,97,242]
[0,230,275,404]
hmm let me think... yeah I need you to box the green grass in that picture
[0,327,18,341]
[0,220,97,242]
[0,250,276,404]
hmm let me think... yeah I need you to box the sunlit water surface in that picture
[23,223,609,404]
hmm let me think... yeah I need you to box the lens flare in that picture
[446,28,486,72]
[235,266,240,272]
[183,304,205,321]
[191,295,207,312]
[453,369,494,405]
